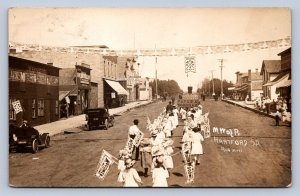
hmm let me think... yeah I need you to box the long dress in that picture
[122,168,142,187]
[140,146,152,169]
[152,167,169,187]
[191,132,204,155]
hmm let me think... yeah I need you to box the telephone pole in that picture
[218,59,224,99]
[210,70,215,96]
[155,44,158,99]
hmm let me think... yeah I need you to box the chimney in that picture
[256,68,258,73]
[248,69,251,81]
[47,62,53,66]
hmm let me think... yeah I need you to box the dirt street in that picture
[9,100,291,187]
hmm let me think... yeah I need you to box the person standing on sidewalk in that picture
[128,119,141,161]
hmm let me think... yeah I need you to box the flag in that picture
[185,56,196,73]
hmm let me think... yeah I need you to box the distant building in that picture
[9,56,60,126]
[234,69,263,101]
[260,60,282,100]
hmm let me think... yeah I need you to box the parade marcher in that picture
[172,105,179,128]
[162,138,174,170]
[190,127,204,165]
[162,115,173,138]
[166,101,173,114]
[180,107,187,121]
[152,156,169,187]
[128,119,141,160]
[117,149,130,183]
[140,138,152,177]
[121,158,143,187]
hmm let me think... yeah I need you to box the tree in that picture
[149,79,183,98]
[200,78,234,97]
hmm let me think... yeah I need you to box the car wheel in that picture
[110,118,114,127]
[32,139,39,153]
[45,135,50,148]
[104,119,109,130]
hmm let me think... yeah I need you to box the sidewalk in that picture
[222,99,277,119]
[34,100,152,136]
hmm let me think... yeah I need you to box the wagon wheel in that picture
[32,139,39,153]
[45,135,50,148]
[104,119,109,130]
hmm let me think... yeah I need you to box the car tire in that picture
[110,118,114,127]
[32,139,39,153]
[45,135,50,148]
[104,119,109,130]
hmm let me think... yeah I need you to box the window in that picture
[38,99,45,116]
[55,100,59,115]
[32,99,36,118]
[9,98,17,120]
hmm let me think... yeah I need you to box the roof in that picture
[252,81,263,90]
[277,47,291,56]
[260,60,281,75]
[9,55,60,70]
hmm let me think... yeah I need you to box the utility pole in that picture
[218,59,224,99]
[210,70,215,96]
[155,44,158,99]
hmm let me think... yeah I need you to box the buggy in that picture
[9,122,50,153]
[85,108,114,130]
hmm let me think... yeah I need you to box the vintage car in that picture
[85,108,114,130]
[9,122,50,153]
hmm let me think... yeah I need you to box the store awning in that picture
[235,84,248,92]
[263,73,289,87]
[105,79,129,95]
[59,87,78,101]
[276,80,291,88]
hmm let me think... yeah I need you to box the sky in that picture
[8,8,291,91]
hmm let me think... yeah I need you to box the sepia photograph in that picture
[8,8,291,187]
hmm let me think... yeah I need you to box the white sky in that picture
[9,8,291,91]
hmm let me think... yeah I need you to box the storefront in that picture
[104,79,129,108]
[59,63,92,117]
[9,56,60,126]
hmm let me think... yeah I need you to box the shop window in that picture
[32,99,36,118]
[55,100,59,115]
[9,98,17,120]
[38,99,45,116]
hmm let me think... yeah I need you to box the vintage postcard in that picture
[8,8,291,187]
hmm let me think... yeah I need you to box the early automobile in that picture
[9,121,50,153]
[85,107,114,130]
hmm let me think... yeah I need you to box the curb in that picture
[222,99,276,119]
[43,101,154,137]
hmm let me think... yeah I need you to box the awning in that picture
[263,73,289,87]
[105,79,129,96]
[276,80,291,88]
[235,84,248,91]
[228,87,235,91]
[59,87,78,101]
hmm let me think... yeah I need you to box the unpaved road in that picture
[9,100,291,187]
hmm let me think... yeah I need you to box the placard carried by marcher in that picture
[12,100,23,114]
[95,150,115,180]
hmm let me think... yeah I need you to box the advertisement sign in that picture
[12,100,23,114]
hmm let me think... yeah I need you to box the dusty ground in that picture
[9,99,291,187]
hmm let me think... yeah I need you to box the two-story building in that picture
[9,55,60,126]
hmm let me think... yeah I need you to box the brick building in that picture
[9,56,60,126]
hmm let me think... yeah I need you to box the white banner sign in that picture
[12,100,23,114]
[125,138,135,154]
[95,150,115,180]
[133,131,144,147]
[184,163,195,184]
[181,142,191,164]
